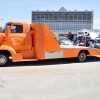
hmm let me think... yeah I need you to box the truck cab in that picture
[0,22,34,66]
[1,22,32,51]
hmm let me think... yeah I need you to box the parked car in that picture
[55,35,73,45]
[95,37,100,49]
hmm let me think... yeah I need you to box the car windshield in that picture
[55,35,73,45]
[2,23,11,33]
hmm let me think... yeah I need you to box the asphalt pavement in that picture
[0,56,100,100]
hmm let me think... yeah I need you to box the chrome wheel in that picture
[0,53,9,67]
[77,51,87,62]
[0,55,7,65]
[79,53,86,62]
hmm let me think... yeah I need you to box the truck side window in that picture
[10,25,23,33]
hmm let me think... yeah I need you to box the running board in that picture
[12,59,38,62]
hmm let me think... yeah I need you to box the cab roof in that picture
[7,21,28,25]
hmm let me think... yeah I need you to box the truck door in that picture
[4,24,26,52]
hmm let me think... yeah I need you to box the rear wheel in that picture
[0,53,9,67]
[77,51,87,62]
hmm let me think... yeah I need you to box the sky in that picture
[0,0,100,29]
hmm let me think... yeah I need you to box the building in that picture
[31,7,94,31]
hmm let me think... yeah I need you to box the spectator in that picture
[73,34,78,45]
[86,33,91,40]
[67,32,74,41]
[86,33,91,47]
[89,40,95,48]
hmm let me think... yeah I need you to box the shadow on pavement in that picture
[6,56,100,67]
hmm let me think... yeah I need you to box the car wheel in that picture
[77,51,87,62]
[0,53,9,67]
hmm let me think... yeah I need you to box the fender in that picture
[0,45,23,61]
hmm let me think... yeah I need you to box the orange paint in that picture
[0,21,100,63]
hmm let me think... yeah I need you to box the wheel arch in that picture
[0,45,17,57]
[76,50,90,62]
[78,50,90,56]
[0,50,11,56]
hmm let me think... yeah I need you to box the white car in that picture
[55,35,73,45]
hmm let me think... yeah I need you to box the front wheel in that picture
[0,53,9,67]
[77,51,87,62]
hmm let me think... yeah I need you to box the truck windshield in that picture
[2,23,11,33]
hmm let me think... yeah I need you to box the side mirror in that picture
[5,26,10,37]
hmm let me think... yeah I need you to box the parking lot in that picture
[0,56,100,100]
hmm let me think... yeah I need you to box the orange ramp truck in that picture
[0,21,100,66]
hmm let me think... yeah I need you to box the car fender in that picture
[0,45,16,56]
